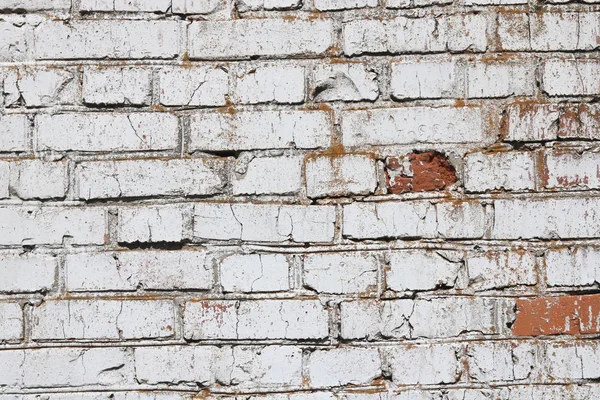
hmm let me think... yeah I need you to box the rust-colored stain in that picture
[512,294,600,336]
[386,151,457,194]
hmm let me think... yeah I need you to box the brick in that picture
[312,64,378,102]
[81,0,172,11]
[314,0,377,10]
[465,0,526,4]
[220,253,290,293]
[386,151,457,194]
[343,15,488,56]
[343,201,437,240]
[436,201,486,239]
[387,250,462,292]
[546,247,600,287]
[306,154,377,198]
[236,0,301,11]
[529,13,600,51]
[9,160,68,199]
[0,162,9,198]
[492,198,600,239]
[4,67,76,107]
[464,151,536,192]
[75,159,227,200]
[0,253,56,293]
[32,300,175,340]
[194,203,335,243]
[18,347,134,388]
[117,205,190,243]
[341,298,510,339]
[303,252,378,294]
[159,67,228,106]
[83,67,152,106]
[229,346,303,388]
[0,207,106,246]
[543,59,600,96]
[34,21,180,60]
[184,300,328,339]
[466,341,536,382]
[234,64,305,104]
[467,251,537,290]
[559,104,600,140]
[0,0,71,10]
[0,115,29,152]
[497,13,530,51]
[382,344,460,385]
[35,113,178,152]
[543,150,600,190]
[306,348,382,387]
[547,341,600,380]
[233,155,303,195]
[341,107,484,147]
[188,19,335,60]
[505,103,560,142]
[0,303,23,341]
[512,294,600,336]
[189,111,331,151]
[466,61,536,98]
[0,22,28,62]
[391,60,461,100]
[65,250,213,292]
[172,0,223,13]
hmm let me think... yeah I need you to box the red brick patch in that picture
[386,151,457,194]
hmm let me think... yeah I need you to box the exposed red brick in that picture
[386,151,457,194]
[512,294,600,336]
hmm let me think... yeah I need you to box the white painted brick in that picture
[17,347,135,388]
[36,113,178,152]
[1,0,71,10]
[194,203,335,243]
[4,68,76,107]
[230,346,303,388]
[506,104,559,142]
[546,247,600,287]
[391,61,461,99]
[34,21,180,59]
[117,205,190,243]
[543,59,600,96]
[233,155,303,195]
[83,68,152,106]
[343,15,488,56]
[66,250,213,292]
[465,0,526,4]
[220,253,290,293]
[75,159,227,200]
[547,341,600,380]
[343,201,437,240]
[387,250,462,292]
[0,162,8,198]
[436,201,486,239]
[464,151,536,192]
[303,252,378,294]
[341,107,484,147]
[159,67,228,106]
[467,342,536,382]
[383,344,460,385]
[234,64,305,104]
[306,154,377,198]
[32,300,175,340]
[134,345,231,386]
[0,22,28,62]
[0,252,56,293]
[184,300,328,339]
[9,160,68,199]
[559,104,600,140]
[312,64,378,102]
[236,0,301,11]
[80,0,171,11]
[544,151,600,189]
[529,13,600,51]
[0,115,29,152]
[189,111,331,151]
[493,198,600,239]
[315,0,377,10]
[307,348,382,387]
[0,207,106,246]
[79,0,113,9]
[467,251,537,290]
[188,19,334,59]
[0,303,23,341]
[172,0,223,13]
[466,61,536,98]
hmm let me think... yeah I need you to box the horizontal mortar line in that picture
[3,335,600,351]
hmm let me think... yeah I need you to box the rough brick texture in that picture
[0,0,598,398]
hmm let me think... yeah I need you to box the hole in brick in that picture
[385,151,457,194]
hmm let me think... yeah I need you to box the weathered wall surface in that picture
[1,0,600,398]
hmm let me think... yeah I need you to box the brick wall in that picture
[1,0,600,398]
